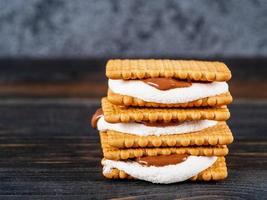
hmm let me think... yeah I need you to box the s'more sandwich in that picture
[91,59,233,184]
[106,59,232,107]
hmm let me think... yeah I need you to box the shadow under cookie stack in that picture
[91,59,234,184]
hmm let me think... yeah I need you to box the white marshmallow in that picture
[109,79,228,104]
[97,116,217,136]
[102,156,217,184]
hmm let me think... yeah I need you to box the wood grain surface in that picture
[0,58,267,99]
[0,99,266,199]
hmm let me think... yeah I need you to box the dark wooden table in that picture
[0,98,266,199]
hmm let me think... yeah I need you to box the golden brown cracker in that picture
[102,157,227,181]
[102,98,230,123]
[106,59,231,81]
[108,89,233,107]
[100,132,229,160]
[104,122,233,148]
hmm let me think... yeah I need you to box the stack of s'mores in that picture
[91,59,233,184]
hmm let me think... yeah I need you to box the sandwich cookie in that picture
[106,60,232,107]
[92,109,233,148]
[102,156,227,183]
[100,132,228,183]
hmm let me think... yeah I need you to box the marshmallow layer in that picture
[102,156,217,184]
[97,116,218,136]
[109,79,228,104]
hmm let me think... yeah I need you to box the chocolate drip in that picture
[141,121,183,127]
[135,154,188,167]
[91,108,103,128]
[143,78,192,90]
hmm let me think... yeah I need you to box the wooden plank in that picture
[0,58,266,98]
[0,100,266,199]
[0,81,108,98]
[0,58,266,82]
[0,80,266,98]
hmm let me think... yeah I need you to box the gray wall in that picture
[0,0,267,58]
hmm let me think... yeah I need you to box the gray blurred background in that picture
[1,0,267,58]
[0,0,266,98]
